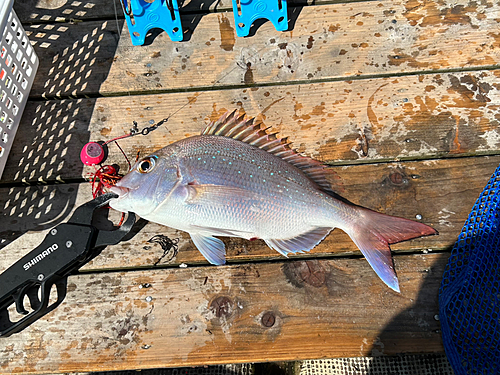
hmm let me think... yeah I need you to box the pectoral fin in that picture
[185,184,262,206]
[190,232,226,265]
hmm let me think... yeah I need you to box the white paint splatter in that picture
[360,337,369,355]
[438,208,457,227]
[479,130,500,150]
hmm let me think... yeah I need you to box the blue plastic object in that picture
[231,0,288,37]
[121,0,183,45]
[439,164,500,374]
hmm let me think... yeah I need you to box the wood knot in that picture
[389,171,408,186]
[282,260,327,288]
[210,296,233,318]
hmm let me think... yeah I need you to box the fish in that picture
[109,110,437,292]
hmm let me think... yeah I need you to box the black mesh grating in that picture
[299,354,454,374]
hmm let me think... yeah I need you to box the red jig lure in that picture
[80,118,168,199]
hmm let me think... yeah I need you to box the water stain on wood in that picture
[209,104,231,123]
[218,14,235,52]
[388,49,432,69]
[307,36,314,49]
[100,127,111,136]
[187,93,200,105]
[328,24,340,33]
[244,62,254,85]
[448,74,492,108]
[404,1,478,28]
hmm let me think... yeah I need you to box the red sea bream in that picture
[109,111,437,292]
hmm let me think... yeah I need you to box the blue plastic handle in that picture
[121,0,183,45]
[231,0,288,37]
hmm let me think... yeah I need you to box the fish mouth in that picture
[110,186,130,198]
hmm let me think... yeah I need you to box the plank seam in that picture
[17,0,383,26]
[28,65,500,102]
[76,248,454,276]
[2,153,500,188]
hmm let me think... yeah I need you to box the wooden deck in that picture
[1,0,499,373]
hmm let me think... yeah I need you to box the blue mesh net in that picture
[439,164,500,375]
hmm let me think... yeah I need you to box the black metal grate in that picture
[299,354,454,375]
[48,364,253,375]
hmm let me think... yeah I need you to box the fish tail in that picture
[345,207,438,293]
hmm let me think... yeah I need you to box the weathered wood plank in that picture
[1,0,493,372]
[15,0,333,23]
[4,69,499,185]
[25,0,500,98]
[0,253,445,374]
[1,155,497,273]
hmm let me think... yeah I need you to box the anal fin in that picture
[265,227,332,257]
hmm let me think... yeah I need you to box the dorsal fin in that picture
[202,110,342,194]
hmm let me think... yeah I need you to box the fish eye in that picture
[137,156,156,174]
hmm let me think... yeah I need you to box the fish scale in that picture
[179,136,321,238]
[177,136,329,234]
[180,137,324,201]
[110,110,437,292]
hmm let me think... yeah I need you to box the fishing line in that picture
[112,0,135,129]
[82,0,141,198]
[83,3,297,196]
[112,0,283,137]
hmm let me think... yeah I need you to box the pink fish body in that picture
[110,111,437,292]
